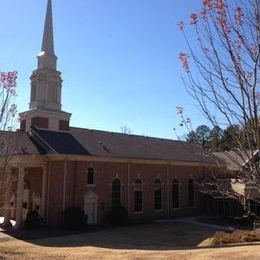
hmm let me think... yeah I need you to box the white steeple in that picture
[19,0,71,132]
[29,0,61,111]
[42,0,55,55]
[38,0,57,70]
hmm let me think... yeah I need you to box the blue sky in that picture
[0,0,206,139]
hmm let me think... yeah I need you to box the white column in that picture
[41,166,47,217]
[15,167,24,229]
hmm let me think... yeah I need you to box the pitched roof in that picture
[1,127,216,163]
[0,131,42,156]
[212,151,247,171]
[68,127,215,162]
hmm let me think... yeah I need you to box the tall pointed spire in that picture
[19,0,71,132]
[41,0,55,55]
[37,0,57,70]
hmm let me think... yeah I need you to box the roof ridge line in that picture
[70,126,186,143]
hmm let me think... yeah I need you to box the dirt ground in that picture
[0,222,260,259]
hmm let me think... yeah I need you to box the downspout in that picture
[127,162,130,216]
[63,160,67,211]
[73,161,76,205]
[46,160,51,223]
[167,165,170,217]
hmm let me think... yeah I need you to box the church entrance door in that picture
[84,192,98,224]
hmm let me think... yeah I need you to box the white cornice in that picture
[19,109,71,120]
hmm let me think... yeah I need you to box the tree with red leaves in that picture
[178,0,260,212]
[0,70,18,227]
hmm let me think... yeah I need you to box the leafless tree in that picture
[120,125,132,135]
[0,70,18,227]
[178,0,260,207]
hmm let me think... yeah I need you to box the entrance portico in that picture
[10,157,48,228]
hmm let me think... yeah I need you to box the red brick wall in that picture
[47,161,65,226]
[46,159,215,226]
[20,120,26,132]
[61,161,129,223]
[24,167,43,212]
[59,120,70,131]
[31,117,49,129]
[168,165,202,217]
[129,163,168,220]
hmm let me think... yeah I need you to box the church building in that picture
[1,0,221,228]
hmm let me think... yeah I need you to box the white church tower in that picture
[20,0,71,131]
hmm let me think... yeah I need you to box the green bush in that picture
[106,204,128,225]
[25,210,42,229]
[62,207,85,230]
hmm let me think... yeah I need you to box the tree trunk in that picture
[3,177,12,228]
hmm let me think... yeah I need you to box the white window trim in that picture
[134,178,143,213]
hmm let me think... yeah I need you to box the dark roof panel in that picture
[32,127,90,155]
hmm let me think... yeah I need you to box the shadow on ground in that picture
[3,221,219,251]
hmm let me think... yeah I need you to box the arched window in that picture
[188,179,195,207]
[87,167,94,185]
[172,179,179,208]
[134,178,143,212]
[112,178,121,208]
[154,178,162,210]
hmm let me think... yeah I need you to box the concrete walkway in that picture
[156,216,235,232]
[0,217,16,243]
[0,230,13,243]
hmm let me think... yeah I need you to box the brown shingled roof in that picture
[1,127,217,163]
[212,151,248,171]
[69,127,215,162]
[0,131,43,156]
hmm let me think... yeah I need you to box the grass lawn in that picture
[0,221,260,259]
